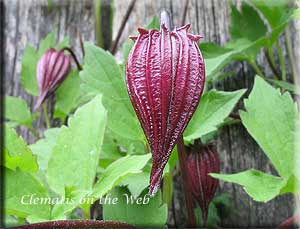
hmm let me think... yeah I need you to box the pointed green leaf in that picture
[92,154,151,198]
[210,170,287,202]
[30,128,61,171]
[5,96,33,126]
[5,168,51,220]
[240,76,295,178]
[230,2,267,41]
[4,126,38,172]
[184,89,246,143]
[80,42,143,141]
[47,95,107,195]
[54,70,82,119]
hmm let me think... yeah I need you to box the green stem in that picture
[264,48,280,79]
[276,40,286,81]
[267,45,277,70]
[248,60,266,79]
[43,103,51,129]
[284,27,296,84]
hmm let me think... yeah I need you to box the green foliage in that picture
[5,168,51,220]
[211,170,288,202]
[240,77,295,178]
[54,70,82,119]
[144,16,160,30]
[103,186,168,227]
[30,128,61,171]
[120,170,150,199]
[5,96,34,127]
[92,154,151,198]
[230,2,267,41]
[184,89,246,143]
[47,95,107,195]
[267,79,300,95]
[80,42,143,142]
[212,77,297,202]
[202,0,298,82]
[4,126,38,173]
[21,30,70,96]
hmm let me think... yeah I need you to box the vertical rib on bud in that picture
[186,143,220,226]
[126,22,205,195]
[35,48,71,110]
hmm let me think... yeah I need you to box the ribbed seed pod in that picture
[186,144,220,226]
[35,48,71,110]
[126,22,205,195]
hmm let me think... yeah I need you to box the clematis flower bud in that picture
[35,48,71,110]
[126,19,205,195]
[186,143,220,226]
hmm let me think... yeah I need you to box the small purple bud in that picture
[186,143,220,226]
[35,48,71,110]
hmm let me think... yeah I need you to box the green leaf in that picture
[200,42,232,59]
[21,30,70,96]
[54,70,82,119]
[103,186,168,227]
[250,0,296,45]
[47,95,107,195]
[201,39,263,80]
[230,2,267,41]
[184,89,246,143]
[195,202,220,228]
[120,171,150,199]
[50,188,90,220]
[4,126,38,173]
[5,168,51,220]
[30,128,61,171]
[92,154,151,198]
[267,79,300,95]
[240,76,295,178]
[144,16,160,30]
[250,0,293,29]
[5,96,33,126]
[210,170,287,202]
[80,43,143,141]
[20,45,40,96]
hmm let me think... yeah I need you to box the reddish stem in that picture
[177,135,196,227]
[278,215,300,229]
[63,47,82,71]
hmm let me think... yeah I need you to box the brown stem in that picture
[78,30,85,57]
[181,0,189,26]
[229,112,241,120]
[110,0,136,54]
[177,135,196,227]
[63,47,82,71]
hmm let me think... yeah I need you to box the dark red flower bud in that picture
[186,143,220,226]
[35,48,71,110]
[126,21,205,195]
